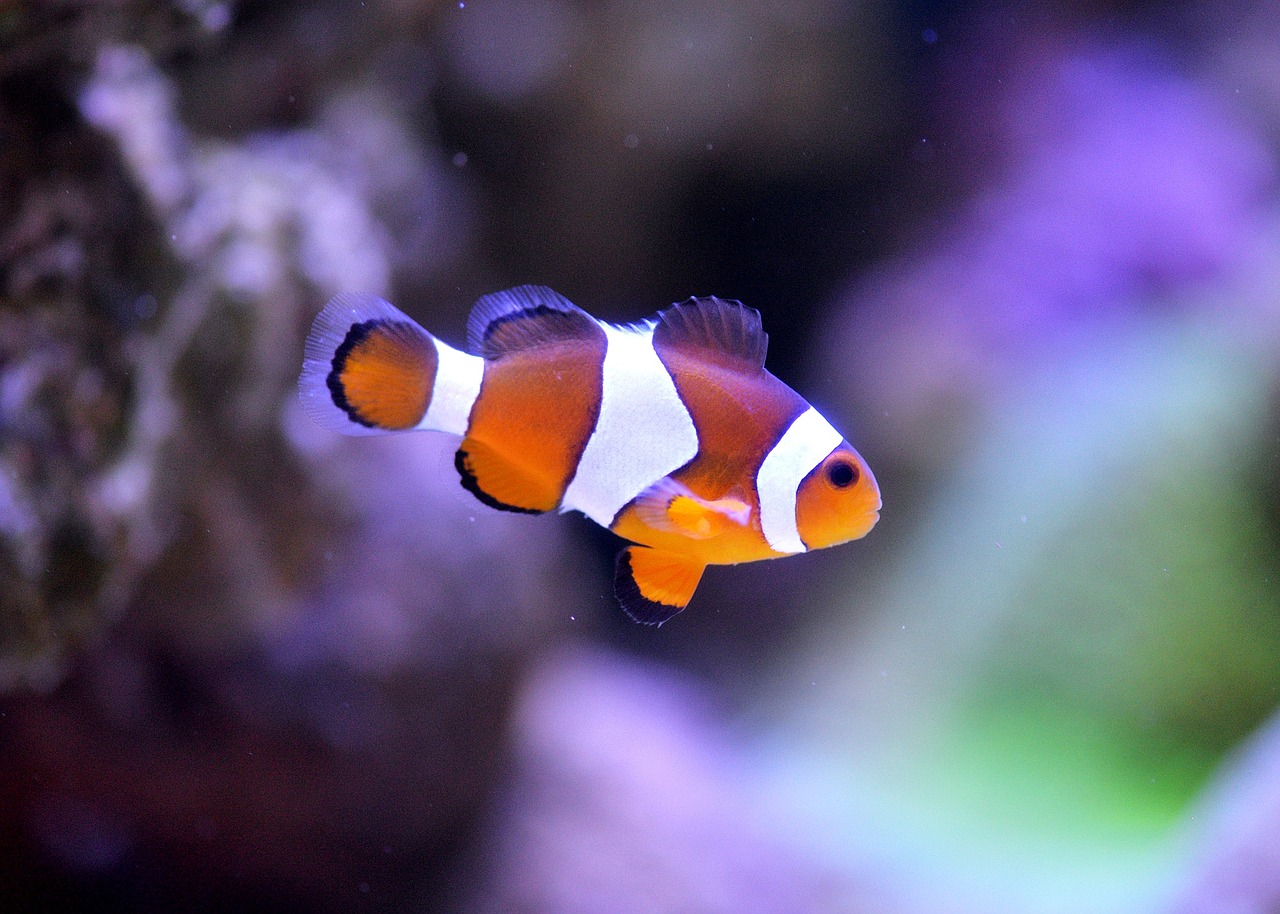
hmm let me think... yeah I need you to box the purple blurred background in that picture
[3,1,1280,912]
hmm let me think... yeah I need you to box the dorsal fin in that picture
[466,285,598,359]
[652,296,768,374]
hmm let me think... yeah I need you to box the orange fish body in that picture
[300,286,879,625]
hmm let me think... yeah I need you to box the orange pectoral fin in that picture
[632,478,752,540]
[667,496,718,538]
[614,546,706,625]
[455,438,560,514]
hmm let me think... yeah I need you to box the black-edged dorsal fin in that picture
[466,285,598,359]
[652,296,768,373]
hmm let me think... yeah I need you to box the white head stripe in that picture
[561,323,698,526]
[417,338,483,438]
[756,406,842,554]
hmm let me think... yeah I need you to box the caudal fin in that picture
[301,293,482,437]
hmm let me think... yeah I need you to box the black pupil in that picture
[827,461,857,488]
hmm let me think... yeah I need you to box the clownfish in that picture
[299,286,880,625]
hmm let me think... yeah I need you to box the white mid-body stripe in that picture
[756,406,842,554]
[562,323,698,526]
[417,338,483,438]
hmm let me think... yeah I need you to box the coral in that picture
[1,12,570,912]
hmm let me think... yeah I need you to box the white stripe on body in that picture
[416,337,483,438]
[756,406,842,554]
[561,323,698,527]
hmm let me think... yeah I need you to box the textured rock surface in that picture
[0,5,572,909]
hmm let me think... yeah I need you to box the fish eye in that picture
[826,460,858,489]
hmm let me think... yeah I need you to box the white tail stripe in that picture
[417,338,483,438]
[562,323,698,526]
[757,407,842,554]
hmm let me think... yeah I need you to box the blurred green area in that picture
[777,296,1280,909]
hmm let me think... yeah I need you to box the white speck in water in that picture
[452,151,469,167]
[624,133,639,149]
[569,615,576,621]
[458,1,465,7]
[995,541,1003,549]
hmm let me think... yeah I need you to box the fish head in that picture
[794,440,881,550]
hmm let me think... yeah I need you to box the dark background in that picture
[3,1,1280,911]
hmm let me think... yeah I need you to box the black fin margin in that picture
[299,293,431,436]
[613,547,685,627]
[454,447,545,515]
[326,320,379,428]
[325,317,433,430]
[466,285,597,359]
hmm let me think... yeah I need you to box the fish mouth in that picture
[852,508,880,539]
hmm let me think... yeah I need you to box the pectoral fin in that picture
[631,477,751,540]
[614,546,706,626]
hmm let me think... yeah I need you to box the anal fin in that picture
[614,546,705,626]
